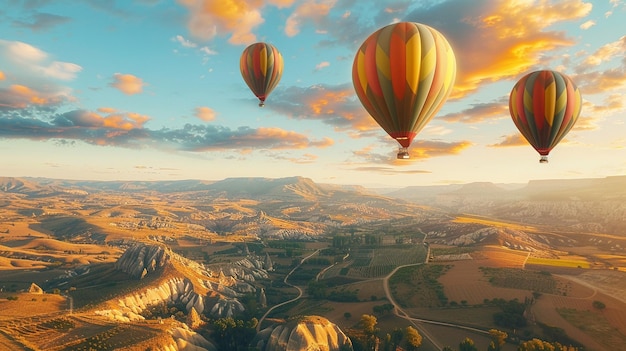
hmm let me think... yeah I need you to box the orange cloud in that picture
[59,110,150,130]
[97,107,117,114]
[252,127,333,149]
[405,140,473,159]
[450,0,592,98]
[285,0,335,37]
[270,84,378,133]
[110,73,144,95]
[489,133,527,148]
[0,84,66,108]
[178,0,295,45]
[195,106,217,121]
[440,100,509,123]
[0,71,5,80]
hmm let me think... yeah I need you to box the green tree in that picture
[211,317,257,351]
[390,328,403,350]
[404,326,422,351]
[459,337,478,351]
[344,312,352,319]
[592,300,606,310]
[307,280,328,299]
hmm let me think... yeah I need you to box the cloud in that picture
[439,98,509,123]
[0,84,70,110]
[269,83,378,132]
[350,139,473,165]
[285,0,336,37]
[0,71,5,80]
[110,74,145,95]
[174,34,198,48]
[579,35,626,68]
[0,40,82,81]
[195,106,217,121]
[402,0,592,98]
[0,107,332,153]
[12,12,72,31]
[266,152,319,164]
[351,166,432,175]
[407,139,473,159]
[314,61,330,71]
[177,0,296,45]
[489,133,527,148]
[579,20,595,29]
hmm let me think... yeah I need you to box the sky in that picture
[0,0,625,187]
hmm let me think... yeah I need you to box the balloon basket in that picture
[258,102,265,107]
[539,156,548,163]
[397,148,410,159]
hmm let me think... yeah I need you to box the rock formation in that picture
[28,283,43,294]
[254,315,353,351]
[114,243,170,279]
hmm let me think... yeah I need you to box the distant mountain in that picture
[207,176,332,200]
[521,176,626,200]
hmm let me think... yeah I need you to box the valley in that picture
[0,175,625,351]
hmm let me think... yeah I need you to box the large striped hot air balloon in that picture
[509,70,582,163]
[352,22,457,159]
[240,42,283,107]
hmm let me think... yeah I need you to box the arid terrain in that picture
[1,175,625,350]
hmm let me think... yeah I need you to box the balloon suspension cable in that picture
[539,156,549,163]
[397,147,410,159]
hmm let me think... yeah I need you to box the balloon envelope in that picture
[352,22,457,159]
[509,70,582,163]
[240,42,283,107]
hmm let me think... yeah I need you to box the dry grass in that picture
[452,215,537,232]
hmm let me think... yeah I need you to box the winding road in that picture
[256,249,320,331]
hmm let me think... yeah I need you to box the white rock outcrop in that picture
[255,316,353,351]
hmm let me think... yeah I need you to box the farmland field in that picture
[526,256,590,268]
[322,244,427,279]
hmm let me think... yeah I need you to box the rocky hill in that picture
[386,176,626,235]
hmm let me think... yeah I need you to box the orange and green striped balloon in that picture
[240,42,283,107]
[509,70,582,163]
[352,22,457,159]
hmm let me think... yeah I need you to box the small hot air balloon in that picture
[509,70,582,163]
[240,42,283,107]
[352,22,457,159]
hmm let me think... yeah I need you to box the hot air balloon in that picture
[352,22,457,159]
[240,42,283,107]
[509,70,582,163]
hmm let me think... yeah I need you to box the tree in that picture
[307,280,327,299]
[404,326,422,351]
[518,338,580,351]
[459,337,478,351]
[592,300,606,310]
[488,329,508,350]
[360,314,378,336]
[360,314,379,351]
[344,312,352,319]
[390,328,403,350]
[211,317,257,351]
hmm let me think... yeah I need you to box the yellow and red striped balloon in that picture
[509,70,582,163]
[352,22,457,159]
[240,42,283,107]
